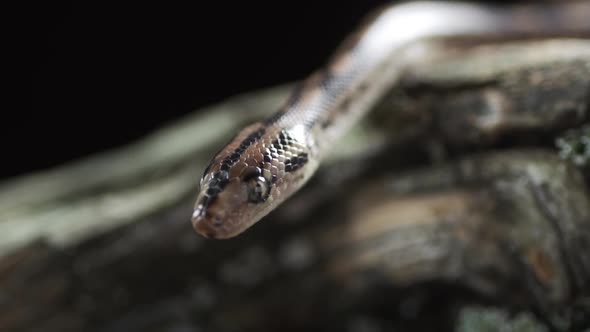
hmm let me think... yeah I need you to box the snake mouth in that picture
[191,206,232,239]
[193,218,218,239]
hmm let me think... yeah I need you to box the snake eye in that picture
[247,176,270,203]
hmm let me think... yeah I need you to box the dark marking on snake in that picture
[221,127,266,168]
[285,153,309,173]
[259,129,303,181]
[268,130,295,155]
[198,170,230,209]
[199,128,265,209]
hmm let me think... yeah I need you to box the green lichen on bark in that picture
[456,307,548,332]
[556,124,590,167]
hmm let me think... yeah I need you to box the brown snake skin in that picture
[192,1,590,239]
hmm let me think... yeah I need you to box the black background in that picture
[20,0,518,180]
[17,1,388,180]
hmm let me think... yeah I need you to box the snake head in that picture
[192,163,271,239]
[192,123,315,239]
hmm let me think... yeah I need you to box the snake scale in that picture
[192,1,590,239]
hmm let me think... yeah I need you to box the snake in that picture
[192,1,590,239]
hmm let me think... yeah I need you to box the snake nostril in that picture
[211,214,224,227]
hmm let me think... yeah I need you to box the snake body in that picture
[192,1,590,239]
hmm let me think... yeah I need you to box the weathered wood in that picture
[1,39,589,332]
